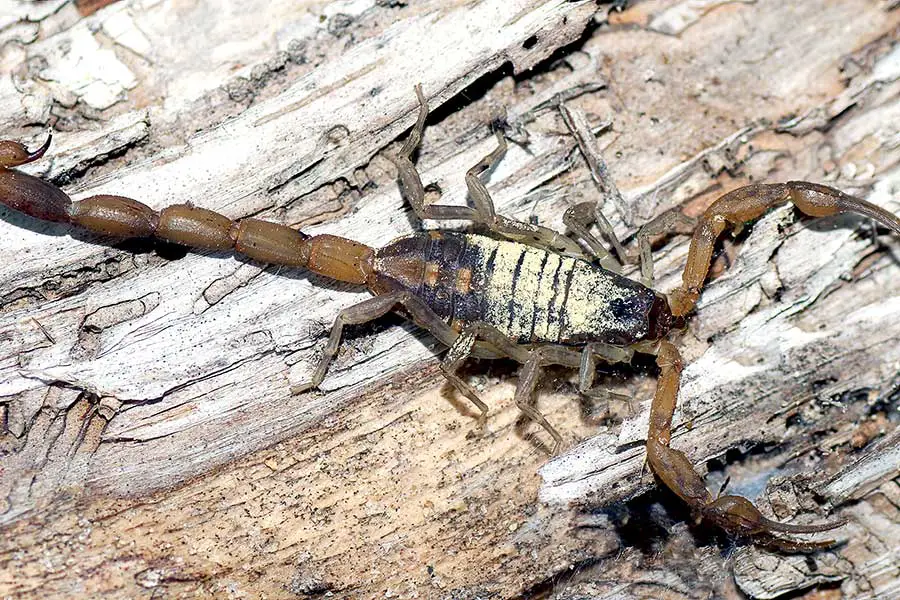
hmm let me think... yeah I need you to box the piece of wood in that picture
[0,1,898,598]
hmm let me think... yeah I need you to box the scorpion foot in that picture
[290,381,319,395]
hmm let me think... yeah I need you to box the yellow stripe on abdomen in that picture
[467,236,572,343]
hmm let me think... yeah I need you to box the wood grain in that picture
[0,1,898,598]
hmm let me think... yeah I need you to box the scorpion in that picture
[2,86,899,551]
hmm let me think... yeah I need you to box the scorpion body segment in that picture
[0,140,375,283]
[2,86,899,552]
[372,232,671,347]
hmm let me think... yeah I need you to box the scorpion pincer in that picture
[2,85,899,550]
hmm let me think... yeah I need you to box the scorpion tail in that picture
[0,135,52,168]
[0,135,376,282]
[0,136,73,223]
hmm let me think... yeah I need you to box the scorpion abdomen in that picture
[373,232,666,346]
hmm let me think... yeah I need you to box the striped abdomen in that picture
[372,232,668,346]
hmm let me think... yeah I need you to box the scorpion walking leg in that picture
[390,86,480,223]
[441,323,584,450]
[564,204,695,287]
[645,340,845,546]
[440,328,492,427]
[515,353,565,453]
[463,133,582,254]
[294,291,460,394]
[390,86,581,255]
[577,343,634,405]
[562,202,622,271]
[558,102,628,268]
[669,182,900,316]
[633,210,696,288]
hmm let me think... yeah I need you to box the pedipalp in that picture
[643,340,847,548]
[669,181,900,316]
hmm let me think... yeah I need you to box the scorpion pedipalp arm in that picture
[705,495,847,535]
[645,340,844,546]
[669,182,900,316]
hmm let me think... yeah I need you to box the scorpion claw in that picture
[754,514,848,535]
[702,494,845,541]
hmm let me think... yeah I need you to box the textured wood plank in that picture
[0,0,898,598]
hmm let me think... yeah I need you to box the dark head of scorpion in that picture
[2,86,899,552]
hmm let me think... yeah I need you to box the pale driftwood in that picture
[0,1,898,598]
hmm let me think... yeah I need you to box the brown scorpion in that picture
[2,86,899,550]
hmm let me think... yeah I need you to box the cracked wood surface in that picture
[0,1,899,598]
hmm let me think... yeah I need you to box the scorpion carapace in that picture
[2,86,899,552]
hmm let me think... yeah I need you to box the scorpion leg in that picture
[633,210,696,288]
[441,322,586,450]
[562,202,622,270]
[670,182,900,316]
[645,340,845,545]
[463,133,582,255]
[558,102,628,267]
[577,343,634,405]
[565,203,695,287]
[391,86,581,255]
[515,353,565,453]
[293,291,460,394]
[439,328,492,427]
[390,85,479,222]
[558,101,702,284]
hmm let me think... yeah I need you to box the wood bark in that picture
[0,1,898,598]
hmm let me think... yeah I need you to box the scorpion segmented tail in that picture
[0,137,375,284]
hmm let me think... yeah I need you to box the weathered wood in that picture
[0,0,599,496]
[0,0,898,598]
